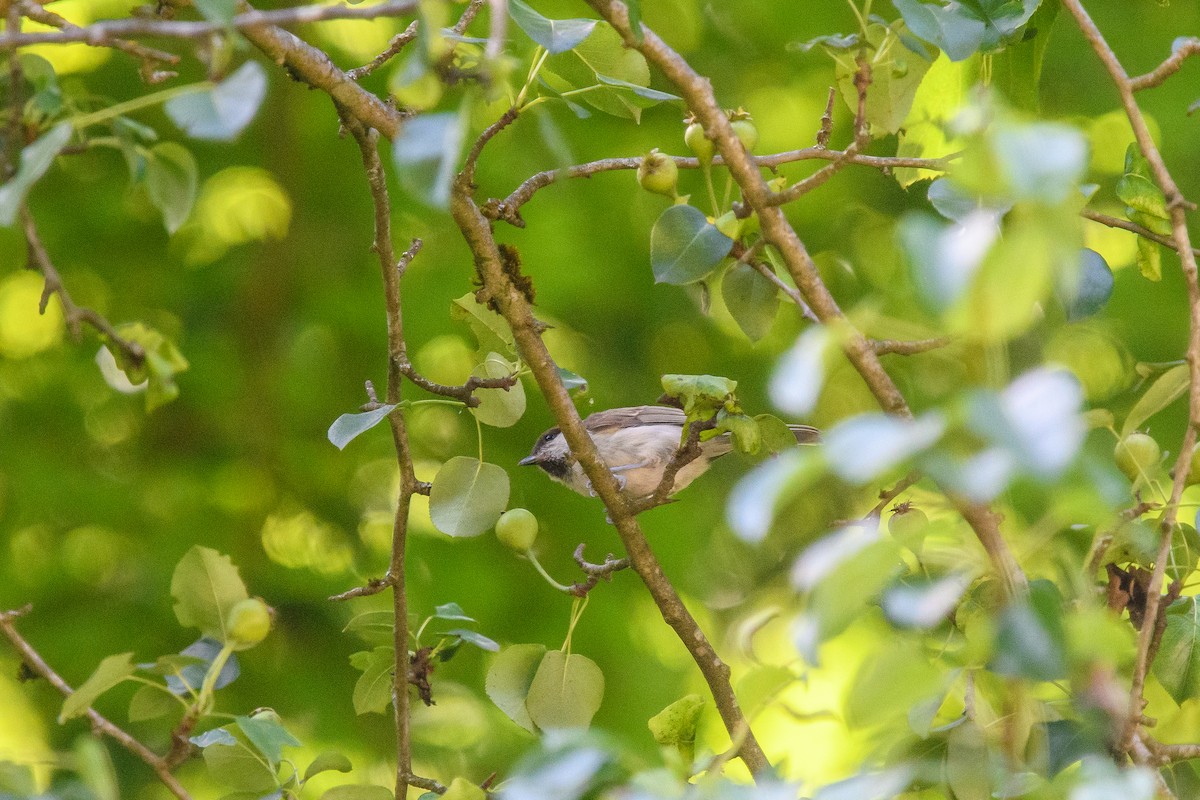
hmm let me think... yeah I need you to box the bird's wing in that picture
[582,405,687,433]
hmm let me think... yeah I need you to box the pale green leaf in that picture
[328,404,398,450]
[470,353,524,428]
[525,650,604,730]
[428,457,510,538]
[60,653,136,722]
[170,546,249,642]
[485,643,546,732]
[1122,364,1189,437]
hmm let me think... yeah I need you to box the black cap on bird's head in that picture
[519,427,572,479]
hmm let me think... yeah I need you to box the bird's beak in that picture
[518,455,540,466]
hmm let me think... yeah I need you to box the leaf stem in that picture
[69,82,210,130]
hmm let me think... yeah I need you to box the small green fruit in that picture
[637,149,679,198]
[225,598,272,649]
[728,108,758,153]
[495,508,538,552]
[684,121,714,163]
[1114,432,1161,481]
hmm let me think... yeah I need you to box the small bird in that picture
[519,405,819,499]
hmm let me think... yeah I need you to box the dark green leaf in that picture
[166,62,267,141]
[235,713,300,767]
[442,628,500,652]
[894,0,988,61]
[0,122,71,227]
[722,262,779,341]
[59,652,136,722]
[508,0,597,54]
[650,205,733,285]
[990,580,1067,681]
[145,143,198,234]
[1061,248,1114,321]
[1155,597,1200,705]
[428,457,510,538]
[128,684,176,722]
[1044,719,1095,777]
[327,405,398,450]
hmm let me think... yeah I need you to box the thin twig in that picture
[328,575,395,601]
[0,607,193,800]
[397,359,517,407]
[1060,0,1200,758]
[765,142,858,206]
[628,417,715,514]
[20,208,145,368]
[405,772,447,794]
[16,0,179,76]
[0,1,420,47]
[1083,209,1200,257]
[816,86,836,149]
[461,106,518,186]
[483,148,955,226]
[865,471,921,520]
[570,544,631,596]
[1128,37,1200,91]
[347,19,419,81]
[452,0,485,34]
[871,336,954,356]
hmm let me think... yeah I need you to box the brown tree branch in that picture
[871,336,954,356]
[1083,209,1200,257]
[1060,0,1200,757]
[0,607,193,800]
[349,121,422,800]
[449,171,773,777]
[1128,37,1200,91]
[15,0,179,76]
[569,544,631,597]
[585,0,1027,600]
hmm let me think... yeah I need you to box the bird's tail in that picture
[789,424,821,444]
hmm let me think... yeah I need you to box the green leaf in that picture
[1116,173,1169,220]
[713,410,760,455]
[440,777,486,800]
[165,638,240,694]
[755,413,802,455]
[451,293,516,355]
[542,23,654,120]
[647,694,704,745]
[485,643,547,732]
[0,761,36,795]
[525,650,605,730]
[660,373,736,415]
[59,652,136,722]
[166,62,267,141]
[393,105,469,209]
[170,546,249,642]
[203,742,278,792]
[592,73,680,103]
[881,574,971,629]
[303,752,353,782]
[433,602,474,622]
[350,647,395,715]
[946,720,993,800]
[991,122,1088,204]
[834,22,932,134]
[1121,364,1188,437]
[650,205,733,285]
[428,457,510,538]
[128,684,176,722]
[1155,598,1200,705]
[190,727,238,748]
[235,713,300,767]
[726,448,826,543]
[442,628,500,652]
[0,122,71,227]
[990,580,1067,682]
[990,0,1059,112]
[470,353,525,428]
[844,641,942,728]
[327,404,398,450]
[894,0,988,61]
[508,0,596,54]
[73,737,118,800]
[721,262,779,341]
[1135,235,1162,282]
[557,366,588,393]
[101,322,190,411]
[320,786,393,800]
[145,143,198,234]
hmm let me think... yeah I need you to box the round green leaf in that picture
[166,62,267,141]
[145,142,198,234]
[650,205,733,285]
[525,650,605,731]
[203,743,278,792]
[170,546,249,642]
[470,353,525,428]
[485,643,546,732]
[721,262,779,341]
[508,0,597,54]
[303,752,353,782]
[429,457,510,538]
